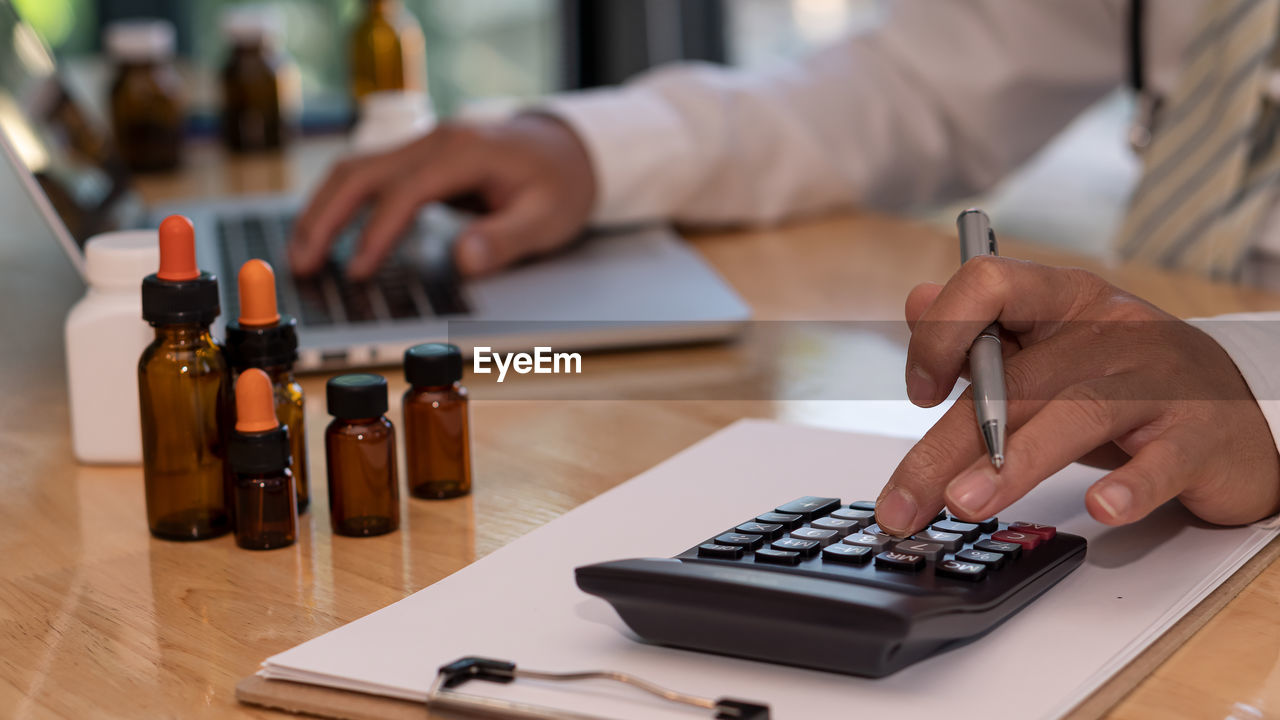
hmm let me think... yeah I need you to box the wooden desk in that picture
[2,141,1278,719]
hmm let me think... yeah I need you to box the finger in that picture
[345,157,487,280]
[453,190,572,276]
[1085,425,1209,526]
[943,374,1160,521]
[905,282,942,330]
[905,258,1095,407]
[878,331,1114,535]
[289,151,411,275]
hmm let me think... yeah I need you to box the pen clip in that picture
[987,227,998,256]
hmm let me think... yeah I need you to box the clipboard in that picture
[236,534,1280,720]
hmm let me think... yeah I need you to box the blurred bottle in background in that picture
[349,0,427,107]
[219,5,299,153]
[105,19,185,173]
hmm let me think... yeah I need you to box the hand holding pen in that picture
[873,211,1280,537]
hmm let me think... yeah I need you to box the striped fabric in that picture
[1115,0,1280,279]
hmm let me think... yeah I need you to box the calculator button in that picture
[775,497,841,520]
[823,544,873,564]
[911,529,963,552]
[790,527,839,546]
[1010,522,1057,541]
[843,533,891,552]
[755,548,802,566]
[809,517,860,536]
[992,530,1042,550]
[936,559,988,581]
[715,533,764,550]
[772,537,820,557]
[955,516,999,533]
[848,500,877,512]
[931,519,980,541]
[755,512,803,530]
[862,524,891,537]
[736,522,784,540]
[974,539,1023,559]
[875,551,925,572]
[893,540,945,563]
[829,507,874,526]
[931,510,948,523]
[697,543,745,560]
[956,548,1005,569]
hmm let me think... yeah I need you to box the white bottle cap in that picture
[221,5,283,46]
[351,90,436,155]
[104,19,176,63]
[84,230,161,291]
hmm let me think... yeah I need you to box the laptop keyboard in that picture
[216,213,469,327]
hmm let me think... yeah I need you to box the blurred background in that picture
[13,0,883,127]
[10,0,1130,254]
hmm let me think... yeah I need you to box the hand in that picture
[289,114,596,280]
[875,257,1280,536]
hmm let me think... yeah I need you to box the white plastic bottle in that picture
[65,231,160,464]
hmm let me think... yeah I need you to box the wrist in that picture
[511,111,598,213]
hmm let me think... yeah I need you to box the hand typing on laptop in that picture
[288,115,597,280]
[875,258,1280,536]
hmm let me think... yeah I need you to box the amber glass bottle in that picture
[105,20,184,173]
[220,9,289,152]
[325,374,400,536]
[403,343,471,499]
[224,260,308,513]
[230,369,298,550]
[349,0,427,102]
[138,216,231,540]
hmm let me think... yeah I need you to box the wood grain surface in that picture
[1,140,1277,719]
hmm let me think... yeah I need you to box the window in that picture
[12,0,883,127]
[728,0,883,68]
[13,0,560,126]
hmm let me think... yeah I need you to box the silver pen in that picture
[956,209,1006,469]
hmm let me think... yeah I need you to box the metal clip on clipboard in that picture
[428,657,771,720]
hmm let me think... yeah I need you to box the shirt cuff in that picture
[539,86,697,226]
[1190,313,1280,529]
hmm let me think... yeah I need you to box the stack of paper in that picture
[261,420,1278,719]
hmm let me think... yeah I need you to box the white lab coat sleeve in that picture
[542,0,1127,227]
[1191,312,1280,529]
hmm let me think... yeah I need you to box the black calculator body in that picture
[575,496,1086,677]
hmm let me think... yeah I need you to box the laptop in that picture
[0,3,748,371]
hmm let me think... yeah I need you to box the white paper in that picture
[263,420,1277,720]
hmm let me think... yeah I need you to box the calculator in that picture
[575,496,1086,677]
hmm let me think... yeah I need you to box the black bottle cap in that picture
[404,343,463,387]
[141,272,221,325]
[327,373,389,419]
[229,426,291,475]
[224,315,299,369]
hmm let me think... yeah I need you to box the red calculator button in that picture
[992,530,1041,550]
[1009,522,1056,541]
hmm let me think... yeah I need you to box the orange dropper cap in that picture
[235,368,280,433]
[156,215,200,281]
[237,259,282,326]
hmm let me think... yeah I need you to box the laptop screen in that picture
[0,1,141,247]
